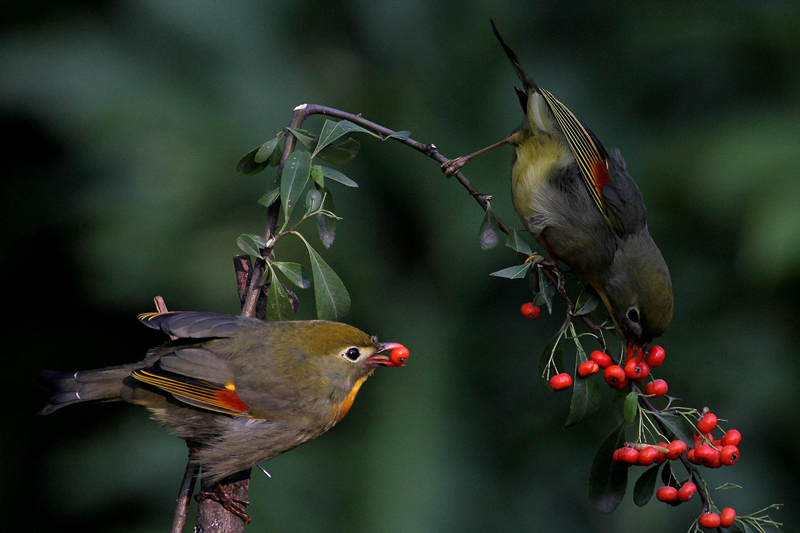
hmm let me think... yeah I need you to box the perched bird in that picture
[38,311,408,485]
[445,22,673,348]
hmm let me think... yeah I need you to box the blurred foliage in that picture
[3,1,799,532]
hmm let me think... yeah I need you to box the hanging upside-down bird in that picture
[444,22,673,349]
[38,311,408,500]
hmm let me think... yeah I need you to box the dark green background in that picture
[3,2,798,532]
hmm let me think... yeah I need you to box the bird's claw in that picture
[441,156,468,176]
[523,254,557,268]
[196,483,252,524]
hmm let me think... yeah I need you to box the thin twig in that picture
[171,449,200,533]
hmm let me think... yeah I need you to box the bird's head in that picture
[289,321,408,381]
[598,231,673,351]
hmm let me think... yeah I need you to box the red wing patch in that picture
[133,367,251,417]
[539,88,612,225]
[591,158,611,198]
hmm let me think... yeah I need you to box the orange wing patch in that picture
[133,368,251,417]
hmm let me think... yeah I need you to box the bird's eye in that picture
[627,307,640,324]
[343,347,360,361]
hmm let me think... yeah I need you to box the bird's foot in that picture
[441,156,469,176]
[195,483,251,524]
[523,253,558,268]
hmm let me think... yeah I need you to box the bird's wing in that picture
[538,90,614,223]
[132,346,253,417]
[491,22,622,234]
[138,311,255,339]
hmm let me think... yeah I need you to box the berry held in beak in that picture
[368,343,409,367]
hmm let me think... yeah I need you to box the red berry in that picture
[656,486,678,502]
[720,508,736,528]
[637,447,660,466]
[520,302,541,319]
[699,512,721,529]
[666,440,687,460]
[721,429,742,447]
[645,345,666,367]
[549,372,572,391]
[612,448,625,463]
[710,451,723,468]
[645,379,668,396]
[578,360,600,377]
[604,365,628,389]
[389,346,409,366]
[653,443,669,464]
[620,447,639,464]
[677,481,696,501]
[697,413,718,434]
[694,445,716,465]
[720,445,740,466]
[624,358,650,382]
[590,350,612,369]
[686,448,696,463]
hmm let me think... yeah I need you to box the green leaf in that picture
[505,229,533,256]
[479,204,500,250]
[265,272,295,321]
[538,267,555,314]
[236,147,269,175]
[623,392,639,423]
[653,412,696,445]
[258,186,280,208]
[564,369,602,427]
[528,266,540,294]
[310,165,325,188]
[633,465,661,507]
[321,166,359,187]
[273,261,312,289]
[236,234,266,258]
[574,285,601,316]
[489,263,531,279]
[268,142,283,167]
[286,128,318,150]
[316,185,337,248]
[313,120,350,157]
[727,522,747,533]
[254,136,281,164]
[588,422,628,513]
[281,151,312,221]
[306,188,323,212]
[612,387,629,425]
[317,137,360,165]
[302,241,351,319]
[387,130,411,141]
[337,120,378,137]
[538,332,564,388]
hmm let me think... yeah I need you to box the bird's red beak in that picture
[367,342,409,367]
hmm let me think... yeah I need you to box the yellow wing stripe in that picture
[132,369,251,416]
[137,311,178,322]
[540,88,609,219]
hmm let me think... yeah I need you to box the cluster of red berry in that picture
[521,302,760,531]
[686,412,741,468]
[656,482,737,527]
[655,411,742,528]
[592,345,665,390]
[543,339,666,394]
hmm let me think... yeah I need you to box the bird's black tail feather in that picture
[490,20,537,95]
[36,365,134,415]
